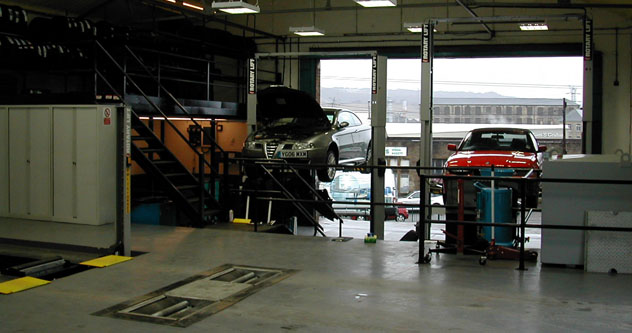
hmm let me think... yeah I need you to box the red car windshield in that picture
[458,130,536,152]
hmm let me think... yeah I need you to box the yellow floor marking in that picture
[0,276,50,294]
[80,255,133,268]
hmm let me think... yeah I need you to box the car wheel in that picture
[317,149,337,182]
[396,214,406,222]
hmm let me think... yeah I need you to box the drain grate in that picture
[94,264,297,327]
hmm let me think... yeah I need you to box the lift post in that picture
[419,22,434,241]
[370,55,387,240]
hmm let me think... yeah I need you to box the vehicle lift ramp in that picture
[246,52,388,239]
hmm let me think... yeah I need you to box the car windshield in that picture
[459,130,536,152]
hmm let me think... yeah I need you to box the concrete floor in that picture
[2,224,632,332]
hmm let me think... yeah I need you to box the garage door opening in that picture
[319,56,583,244]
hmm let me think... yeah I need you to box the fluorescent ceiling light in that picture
[211,1,260,14]
[403,23,437,33]
[354,0,397,7]
[289,26,325,36]
[165,0,176,3]
[404,23,422,33]
[182,1,204,10]
[519,23,548,31]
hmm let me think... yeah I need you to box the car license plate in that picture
[279,151,307,158]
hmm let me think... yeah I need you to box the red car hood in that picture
[446,150,539,169]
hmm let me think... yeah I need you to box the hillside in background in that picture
[320,87,509,107]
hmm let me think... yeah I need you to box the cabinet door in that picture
[0,107,9,215]
[53,107,76,220]
[9,109,29,216]
[28,107,53,218]
[75,109,98,224]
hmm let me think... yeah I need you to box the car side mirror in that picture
[447,144,457,151]
[538,145,547,152]
[338,121,349,128]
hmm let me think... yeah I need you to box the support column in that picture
[370,55,386,240]
[419,22,434,240]
[583,18,594,154]
[247,58,258,134]
[116,106,132,256]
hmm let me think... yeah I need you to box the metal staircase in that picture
[93,40,228,226]
[131,115,221,226]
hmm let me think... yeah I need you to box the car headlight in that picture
[293,142,314,150]
[244,141,257,150]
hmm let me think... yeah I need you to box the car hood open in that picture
[257,86,329,124]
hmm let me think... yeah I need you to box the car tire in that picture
[317,149,337,182]
[396,214,406,222]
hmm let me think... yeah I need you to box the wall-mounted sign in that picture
[248,58,257,94]
[371,55,378,94]
[583,19,593,61]
[386,147,407,157]
[422,24,432,63]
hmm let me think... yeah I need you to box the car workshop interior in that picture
[1,0,632,331]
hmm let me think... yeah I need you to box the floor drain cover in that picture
[94,264,296,327]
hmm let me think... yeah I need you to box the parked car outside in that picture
[443,127,546,209]
[242,87,371,182]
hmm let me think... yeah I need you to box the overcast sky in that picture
[320,57,584,104]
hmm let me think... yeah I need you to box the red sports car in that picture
[443,128,547,209]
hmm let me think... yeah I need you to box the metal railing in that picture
[93,41,230,222]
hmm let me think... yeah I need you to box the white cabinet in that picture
[541,155,632,265]
[1,105,117,225]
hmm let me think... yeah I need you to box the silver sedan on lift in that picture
[242,86,371,182]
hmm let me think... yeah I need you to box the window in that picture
[454,106,461,115]
[444,106,451,114]
[505,106,513,114]
[527,106,533,115]
[516,107,523,115]
[464,106,471,115]
[475,107,481,115]
[537,107,544,115]
[576,124,582,131]
[338,111,361,126]
[495,106,502,115]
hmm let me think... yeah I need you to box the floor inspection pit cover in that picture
[93,264,297,327]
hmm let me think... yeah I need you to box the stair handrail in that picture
[95,41,222,223]
[122,45,227,159]
[94,41,222,176]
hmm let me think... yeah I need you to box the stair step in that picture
[132,135,154,141]
[141,148,164,153]
[187,197,201,202]
[152,160,177,165]
[164,173,188,177]
[177,185,199,190]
